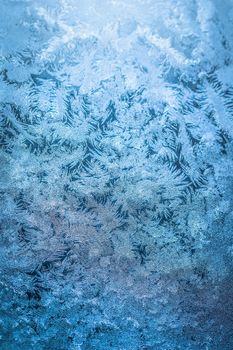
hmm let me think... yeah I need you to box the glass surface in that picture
[0,0,233,349]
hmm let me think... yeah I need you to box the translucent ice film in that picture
[1,0,233,349]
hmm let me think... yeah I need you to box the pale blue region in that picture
[0,0,233,349]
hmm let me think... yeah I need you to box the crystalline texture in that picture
[0,0,233,349]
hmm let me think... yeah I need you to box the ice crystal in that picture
[1,0,233,349]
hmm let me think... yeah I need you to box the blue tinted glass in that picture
[1,1,233,349]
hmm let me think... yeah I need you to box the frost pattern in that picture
[1,0,233,349]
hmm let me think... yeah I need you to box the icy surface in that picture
[1,0,233,349]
